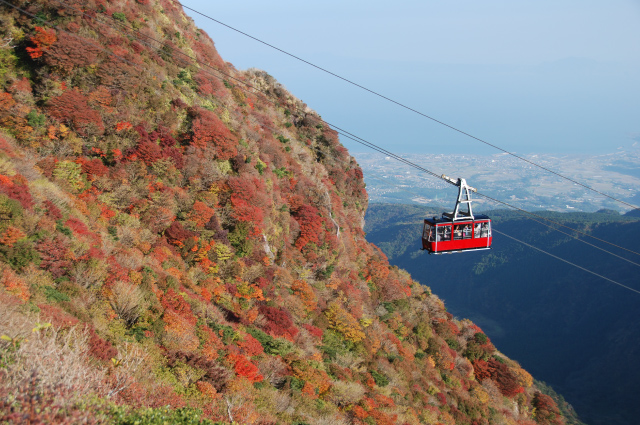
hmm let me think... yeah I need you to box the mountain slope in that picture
[1,0,567,424]
[365,203,640,425]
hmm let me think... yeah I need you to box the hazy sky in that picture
[182,0,640,155]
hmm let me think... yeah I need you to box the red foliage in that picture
[8,77,32,95]
[80,157,109,180]
[47,89,104,136]
[38,304,80,329]
[96,59,141,91]
[43,31,101,71]
[36,236,72,279]
[194,71,226,98]
[302,324,323,339]
[258,304,298,340]
[26,27,56,59]
[0,174,34,210]
[231,354,263,382]
[254,276,270,289]
[64,218,90,237]
[149,126,177,148]
[165,221,198,247]
[161,146,184,169]
[237,333,264,357]
[87,327,118,362]
[533,392,564,425]
[472,359,522,397]
[135,140,162,165]
[43,200,62,220]
[161,288,197,326]
[292,204,324,250]
[106,255,131,286]
[192,39,227,70]
[228,176,268,235]
[188,107,237,160]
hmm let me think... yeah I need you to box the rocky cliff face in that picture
[0,0,566,424]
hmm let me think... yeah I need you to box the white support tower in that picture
[441,175,476,221]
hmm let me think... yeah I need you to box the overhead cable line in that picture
[12,0,640,262]
[394,172,640,265]
[374,175,640,268]
[493,229,640,295]
[365,179,640,293]
[178,1,640,213]
[5,0,639,292]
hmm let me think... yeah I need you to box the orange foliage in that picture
[0,226,26,248]
[161,288,197,326]
[353,405,368,419]
[293,204,324,251]
[197,324,224,361]
[237,333,264,357]
[189,201,216,228]
[290,360,331,395]
[26,27,57,59]
[234,280,265,302]
[88,86,114,113]
[189,107,237,160]
[116,121,133,131]
[230,354,263,382]
[291,279,317,312]
[201,286,212,302]
[163,310,199,352]
[301,381,318,400]
[47,89,104,136]
[196,380,220,400]
[1,268,30,302]
[374,393,395,408]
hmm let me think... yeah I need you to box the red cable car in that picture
[422,176,492,254]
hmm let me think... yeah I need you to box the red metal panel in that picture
[422,219,492,254]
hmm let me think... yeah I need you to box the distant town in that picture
[353,146,640,213]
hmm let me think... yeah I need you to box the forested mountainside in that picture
[0,0,568,423]
[366,203,640,425]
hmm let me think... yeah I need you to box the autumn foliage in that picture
[26,27,57,59]
[47,89,104,135]
[189,107,237,160]
[0,1,566,424]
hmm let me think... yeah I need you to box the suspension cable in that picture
[493,229,640,295]
[177,1,640,212]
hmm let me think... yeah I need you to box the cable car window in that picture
[436,226,449,241]
[474,222,489,238]
[454,224,472,240]
[426,225,436,242]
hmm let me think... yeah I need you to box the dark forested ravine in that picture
[366,203,640,425]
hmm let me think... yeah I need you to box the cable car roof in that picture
[424,214,491,225]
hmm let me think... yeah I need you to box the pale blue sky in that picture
[182,0,640,155]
